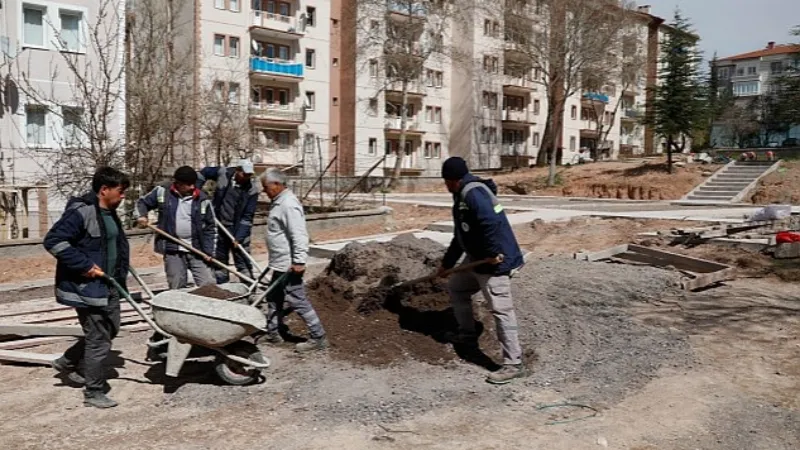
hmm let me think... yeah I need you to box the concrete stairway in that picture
[682,161,780,203]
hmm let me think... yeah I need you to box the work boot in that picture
[295,336,329,353]
[254,332,284,345]
[52,357,86,385]
[486,364,527,385]
[83,391,118,409]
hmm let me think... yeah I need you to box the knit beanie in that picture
[441,157,469,180]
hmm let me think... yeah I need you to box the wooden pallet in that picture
[575,244,735,291]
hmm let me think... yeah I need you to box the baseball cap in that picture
[237,159,254,174]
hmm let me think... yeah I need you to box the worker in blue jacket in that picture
[436,156,527,385]
[45,167,130,409]
[197,159,260,283]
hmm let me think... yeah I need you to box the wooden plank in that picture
[574,244,629,262]
[681,268,736,291]
[0,349,61,366]
[627,244,729,272]
[0,322,151,351]
[0,324,84,337]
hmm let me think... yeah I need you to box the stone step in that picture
[702,183,751,189]
[714,176,758,182]
[697,186,747,193]
[686,195,736,201]
[723,169,768,174]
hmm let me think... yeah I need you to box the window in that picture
[747,66,757,75]
[733,81,760,96]
[26,106,46,146]
[493,22,500,38]
[736,67,744,76]
[368,138,377,155]
[306,49,316,68]
[533,100,540,115]
[306,6,316,27]
[228,83,240,104]
[481,126,497,144]
[23,7,45,47]
[215,0,225,9]
[369,59,378,77]
[482,92,498,109]
[425,106,433,122]
[303,133,315,153]
[214,34,225,56]
[368,98,378,115]
[424,141,433,158]
[571,105,577,120]
[435,71,443,88]
[433,143,441,158]
[62,106,83,147]
[230,0,240,11]
[229,37,239,57]
[213,81,225,102]
[332,58,339,67]
[483,56,499,74]
[771,62,783,75]
[305,91,315,110]
[718,67,730,80]
[332,97,339,106]
[425,69,433,86]
[434,107,442,124]
[533,132,540,147]
[570,136,576,151]
[59,12,82,52]
[484,20,491,36]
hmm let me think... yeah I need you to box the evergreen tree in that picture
[646,10,705,173]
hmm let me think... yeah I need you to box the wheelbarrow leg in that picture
[164,337,192,378]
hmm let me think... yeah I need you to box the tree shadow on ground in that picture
[383,294,502,371]
[601,163,671,177]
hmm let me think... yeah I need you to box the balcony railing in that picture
[582,92,610,103]
[623,108,642,119]
[388,1,426,16]
[384,116,421,130]
[385,80,425,95]
[250,57,304,77]
[502,109,533,123]
[503,75,537,90]
[249,103,306,122]
[251,11,304,35]
[501,143,530,156]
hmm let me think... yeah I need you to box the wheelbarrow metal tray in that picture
[151,292,267,347]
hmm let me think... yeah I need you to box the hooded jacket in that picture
[442,173,524,275]
[43,193,130,308]
[136,184,217,256]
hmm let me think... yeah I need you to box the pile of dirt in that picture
[188,285,241,300]
[750,162,800,204]
[307,234,458,366]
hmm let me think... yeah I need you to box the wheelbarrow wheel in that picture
[214,341,265,386]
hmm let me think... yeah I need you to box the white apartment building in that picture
[711,42,800,147]
[184,0,332,170]
[0,0,126,235]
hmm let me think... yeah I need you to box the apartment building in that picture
[711,42,800,147]
[0,0,126,232]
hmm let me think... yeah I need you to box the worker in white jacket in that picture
[259,169,328,352]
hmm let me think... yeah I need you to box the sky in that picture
[643,0,800,61]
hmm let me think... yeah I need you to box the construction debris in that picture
[575,243,735,291]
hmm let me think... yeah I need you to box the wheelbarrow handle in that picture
[102,273,171,338]
[146,224,258,285]
[214,218,263,274]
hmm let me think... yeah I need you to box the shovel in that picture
[214,218,264,274]
[390,254,504,289]
[146,224,260,285]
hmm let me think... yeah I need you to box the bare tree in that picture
[12,0,126,196]
[716,103,759,148]
[351,0,467,188]
[126,0,195,192]
[494,0,636,185]
[198,73,251,167]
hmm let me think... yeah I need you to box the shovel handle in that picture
[394,254,503,289]
[214,218,263,273]
[147,224,257,285]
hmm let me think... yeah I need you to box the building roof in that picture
[718,43,800,62]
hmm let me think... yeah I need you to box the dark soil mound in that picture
[189,285,240,300]
[305,234,481,366]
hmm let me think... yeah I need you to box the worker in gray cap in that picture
[197,158,260,283]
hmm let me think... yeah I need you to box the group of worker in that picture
[43,156,527,409]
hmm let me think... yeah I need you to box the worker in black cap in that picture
[437,156,527,384]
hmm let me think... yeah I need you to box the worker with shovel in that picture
[136,166,217,358]
[437,157,527,384]
[45,167,130,408]
[197,158,260,284]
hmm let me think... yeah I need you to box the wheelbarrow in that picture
[106,274,272,385]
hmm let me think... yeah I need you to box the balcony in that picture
[501,143,531,156]
[384,116,425,135]
[580,121,600,139]
[385,80,426,98]
[249,102,306,125]
[582,92,609,107]
[250,11,304,40]
[252,145,300,168]
[250,57,304,81]
[502,75,537,94]
[502,109,535,125]
[621,108,642,122]
[388,1,426,18]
